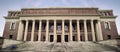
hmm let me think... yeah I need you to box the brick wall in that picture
[101,21,118,40]
[3,22,19,40]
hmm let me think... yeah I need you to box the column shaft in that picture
[77,20,80,41]
[17,20,22,40]
[46,20,49,42]
[31,20,35,41]
[38,20,42,41]
[84,20,88,41]
[62,20,65,42]
[91,20,96,41]
[24,20,28,41]
[54,20,57,42]
[69,20,73,41]
[98,20,103,40]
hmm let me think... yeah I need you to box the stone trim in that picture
[18,14,100,17]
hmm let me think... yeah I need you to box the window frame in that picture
[9,22,16,30]
[104,21,111,30]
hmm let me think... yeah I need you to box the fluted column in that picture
[91,20,96,41]
[24,20,28,41]
[31,20,35,41]
[69,20,73,41]
[54,20,57,42]
[62,20,65,42]
[98,20,103,40]
[84,20,88,41]
[17,20,23,40]
[77,20,80,41]
[46,20,49,42]
[38,20,42,41]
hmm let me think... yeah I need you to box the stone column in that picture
[31,20,35,41]
[17,20,23,40]
[24,20,29,41]
[77,20,80,41]
[84,20,88,41]
[62,20,65,42]
[46,20,49,42]
[98,20,103,40]
[38,20,42,41]
[91,20,96,41]
[69,20,73,41]
[54,20,57,42]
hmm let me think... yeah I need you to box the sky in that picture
[0,0,120,36]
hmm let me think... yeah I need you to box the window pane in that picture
[104,22,109,29]
[10,22,15,30]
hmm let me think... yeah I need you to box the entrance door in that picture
[57,35,61,42]
[65,35,68,42]
[50,35,53,42]
[73,36,76,41]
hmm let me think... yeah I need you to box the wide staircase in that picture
[1,39,120,52]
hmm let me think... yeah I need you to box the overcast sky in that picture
[0,0,120,36]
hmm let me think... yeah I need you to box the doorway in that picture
[50,35,53,42]
[57,35,61,42]
[65,35,68,42]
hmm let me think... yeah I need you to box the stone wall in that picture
[98,39,118,48]
[2,39,23,48]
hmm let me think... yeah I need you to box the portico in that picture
[17,18,103,42]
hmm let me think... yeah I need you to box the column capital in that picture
[32,20,35,21]
[97,19,101,21]
[91,20,94,22]
[54,20,56,21]
[69,19,72,21]
[25,20,29,21]
[39,20,41,21]
[19,20,22,21]
[91,19,94,21]
[46,20,49,21]
[84,19,87,21]
[77,20,79,21]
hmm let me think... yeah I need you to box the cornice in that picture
[21,7,98,10]
[4,16,19,19]
[18,14,101,17]
[100,16,117,18]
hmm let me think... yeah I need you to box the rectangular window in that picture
[10,22,16,30]
[9,35,13,39]
[104,21,111,30]
[107,35,111,39]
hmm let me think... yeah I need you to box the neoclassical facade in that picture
[3,7,118,42]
